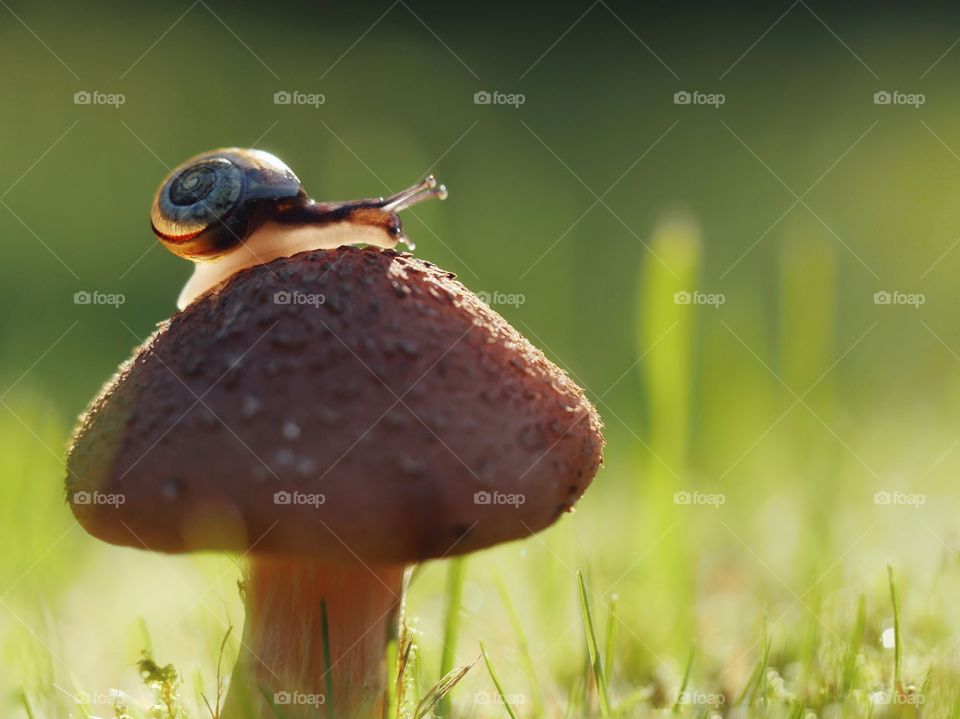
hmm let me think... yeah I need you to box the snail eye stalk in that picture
[380,176,448,212]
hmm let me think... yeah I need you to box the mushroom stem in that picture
[223,558,407,719]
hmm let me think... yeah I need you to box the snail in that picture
[151,148,447,309]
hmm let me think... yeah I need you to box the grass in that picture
[577,570,610,717]
[888,566,903,694]
[480,642,518,719]
[437,557,467,718]
[10,559,941,718]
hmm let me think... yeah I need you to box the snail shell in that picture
[151,148,303,259]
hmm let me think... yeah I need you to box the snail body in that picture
[150,148,446,309]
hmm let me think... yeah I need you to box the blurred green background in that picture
[4,1,960,716]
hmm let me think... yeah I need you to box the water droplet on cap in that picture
[282,420,301,441]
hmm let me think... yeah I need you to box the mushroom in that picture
[66,152,604,719]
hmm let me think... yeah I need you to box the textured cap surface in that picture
[67,247,603,563]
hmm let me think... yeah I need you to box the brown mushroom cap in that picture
[67,247,603,563]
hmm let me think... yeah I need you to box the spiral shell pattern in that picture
[151,148,303,259]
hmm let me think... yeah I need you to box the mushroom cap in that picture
[67,247,604,564]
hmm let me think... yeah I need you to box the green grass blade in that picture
[734,656,761,707]
[418,658,477,719]
[437,557,466,718]
[577,570,610,716]
[888,565,902,691]
[393,567,415,719]
[639,212,701,464]
[636,213,701,644]
[386,633,399,719]
[841,594,866,695]
[749,636,771,707]
[396,616,422,719]
[603,592,619,689]
[920,666,934,708]
[671,645,695,712]
[745,613,771,707]
[760,619,770,704]
[493,572,545,715]
[258,685,289,719]
[18,691,37,719]
[480,642,519,719]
